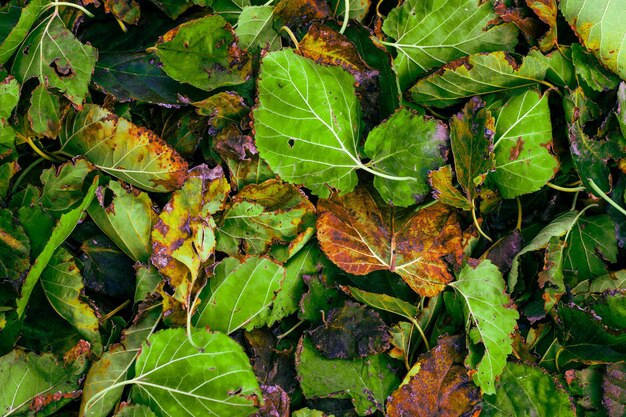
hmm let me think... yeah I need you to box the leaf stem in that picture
[339,0,350,34]
[45,1,95,18]
[409,317,430,351]
[280,26,299,50]
[115,17,128,33]
[588,178,626,217]
[375,0,384,18]
[471,199,492,242]
[515,197,522,230]
[24,136,62,163]
[358,163,415,181]
[83,379,135,412]
[99,299,130,324]
[546,181,586,193]
[276,319,305,341]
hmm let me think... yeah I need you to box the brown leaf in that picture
[386,335,481,417]
[253,385,290,417]
[273,0,330,30]
[316,187,464,296]
[104,0,140,25]
[525,0,558,52]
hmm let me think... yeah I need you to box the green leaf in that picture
[428,165,473,211]
[382,0,518,89]
[212,0,250,24]
[134,264,162,304]
[12,13,97,105]
[15,179,98,319]
[236,6,281,52]
[0,347,89,416]
[216,179,315,256]
[563,215,617,282]
[28,84,61,138]
[60,105,189,193]
[0,0,47,65]
[254,49,361,197]
[409,52,548,108]
[571,43,619,93]
[560,0,626,80]
[153,15,251,91]
[193,256,285,333]
[0,75,20,120]
[151,165,229,304]
[489,89,559,198]
[528,47,576,88]
[329,0,370,21]
[296,336,400,416]
[341,286,418,322]
[88,180,156,263]
[41,247,102,355]
[363,108,448,207]
[449,260,519,395]
[146,0,192,19]
[39,158,92,217]
[129,328,261,416]
[293,409,334,417]
[81,304,161,417]
[482,362,576,416]
[115,404,158,417]
[0,207,30,282]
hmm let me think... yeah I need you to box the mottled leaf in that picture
[317,188,464,297]
[526,0,558,52]
[28,84,61,138]
[273,0,329,29]
[571,43,619,93]
[39,158,92,217]
[236,6,281,52]
[341,286,418,322]
[0,207,30,282]
[428,165,473,211]
[603,363,626,417]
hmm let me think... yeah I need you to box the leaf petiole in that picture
[546,181,586,193]
[588,178,626,217]
[45,1,95,18]
[280,26,299,50]
[471,199,492,242]
[339,0,350,34]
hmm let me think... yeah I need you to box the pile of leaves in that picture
[1,0,626,415]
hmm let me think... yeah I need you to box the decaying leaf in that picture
[317,187,464,296]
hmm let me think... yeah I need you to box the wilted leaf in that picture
[153,15,251,91]
[308,301,390,359]
[0,346,88,416]
[12,13,97,105]
[449,260,519,394]
[560,0,626,80]
[526,0,558,52]
[387,335,481,417]
[489,89,559,198]
[41,247,102,354]
[253,385,290,417]
[299,274,344,323]
[129,328,262,416]
[317,188,463,297]
[0,207,30,282]
[104,0,141,25]
[273,0,329,29]
[603,363,626,417]
[382,0,518,89]
[39,158,92,217]
[216,179,315,256]
[296,336,400,416]
[429,166,473,211]
[363,108,449,206]
[151,165,229,304]
[193,256,285,333]
[482,362,576,416]
[89,180,156,263]
[60,105,188,193]
[236,6,281,52]
[409,52,548,108]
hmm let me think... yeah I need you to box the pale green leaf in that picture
[236,6,280,51]
[193,256,285,333]
[409,52,548,108]
[0,75,19,120]
[560,0,626,80]
[41,247,102,354]
[12,14,97,105]
[129,328,261,417]
[59,105,188,193]
[449,260,519,395]
[28,84,61,137]
[490,89,559,198]
[342,286,418,322]
[382,0,518,89]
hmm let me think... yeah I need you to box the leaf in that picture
[146,0,192,19]
[0,207,30,282]
[253,49,361,197]
[60,105,188,193]
[88,180,157,263]
[560,0,626,80]
[386,335,481,417]
[134,264,162,304]
[293,409,334,417]
[448,260,519,394]
[619,82,626,139]
[482,362,576,416]
[41,247,102,354]
[0,75,20,120]
[0,0,47,64]
[12,13,97,105]
[80,304,161,417]
[409,52,548,108]
[151,165,229,304]
[296,336,400,416]
[39,158,92,217]
[526,0,558,52]
[216,179,315,256]
[382,0,518,89]
[273,0,329,29]
[603,363,626,417]
[316,188,464,297]
[103,0,141,25]
[363,108,449,206]
[15,179,98,319]
[193,256,285,333]
[153,15,251,91]
[489,89,559,198]
[0,347,88,416]
[115,404,158,417]
[129,328,261,416]
[528,47,576,88]
[308,301,390,359]
[28,84,61,138]
[236,6,281,52]
[428,166,473,211]
[571,43,619,93]
[341,286,418,322]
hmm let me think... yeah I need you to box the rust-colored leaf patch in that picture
[316,187,464,296]
[386,335,481,417]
